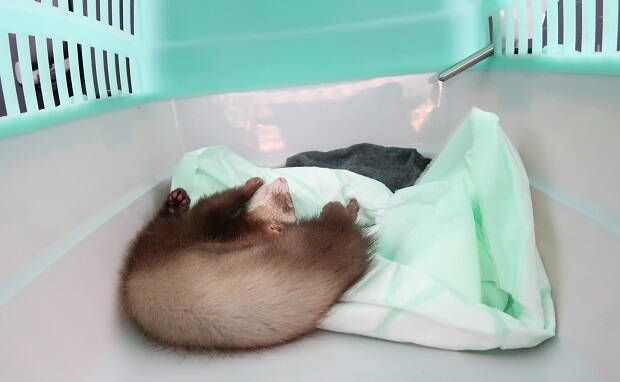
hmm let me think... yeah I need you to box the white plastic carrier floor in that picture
[1,70,619,382]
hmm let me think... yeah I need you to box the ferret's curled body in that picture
[120,177,373,351]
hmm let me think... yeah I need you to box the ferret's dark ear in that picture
[269,223,283,234]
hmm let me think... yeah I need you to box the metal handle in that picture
[438,43,494,82]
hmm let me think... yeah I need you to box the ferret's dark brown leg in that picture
[134,188,191,244]
[320,198,359,224]
[185,177,264,239]
[124,189,193,268]
[275,197,371,290]
[190,177,264,217]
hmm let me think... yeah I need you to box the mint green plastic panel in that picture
[2,0,619,139]
[142,0,490,99]
[0,0,141,139]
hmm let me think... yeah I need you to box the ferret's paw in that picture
[345,198,360,219]
[243,177,265,194]
[167,188,191,214]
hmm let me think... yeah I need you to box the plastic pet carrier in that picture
[0,1,618,381]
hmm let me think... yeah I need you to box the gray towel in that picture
[285,143,431,192]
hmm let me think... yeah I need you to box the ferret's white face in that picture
[247,177,296,232]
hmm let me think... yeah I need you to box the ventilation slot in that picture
[124,57,133,94]
[14,35,39,113]
[0,77,6,118]
[492,0,619,56]
[0,34,20,117]
[129,0,135,34]
[104,51,117,96]
[93,47,107,99]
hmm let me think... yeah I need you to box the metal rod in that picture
[438,43,495,82]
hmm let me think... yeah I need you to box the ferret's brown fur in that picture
[119,177,373,351]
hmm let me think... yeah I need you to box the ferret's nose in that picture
[276,177,287,184]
